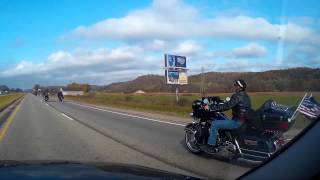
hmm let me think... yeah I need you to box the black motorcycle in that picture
[184,96,296,162]
[58,96,63,102]
[43,91,49,102]
[44,95,49,102]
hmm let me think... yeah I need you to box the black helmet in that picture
[234,79,247,90]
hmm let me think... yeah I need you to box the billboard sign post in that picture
[164,54,188,102]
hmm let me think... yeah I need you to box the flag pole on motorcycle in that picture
[164,54,188,103]
[289,93,308,121]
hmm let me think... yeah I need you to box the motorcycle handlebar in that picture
[201,96,224,105]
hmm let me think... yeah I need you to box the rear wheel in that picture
[185,130,201,154]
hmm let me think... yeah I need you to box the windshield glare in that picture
[0,0,319,179]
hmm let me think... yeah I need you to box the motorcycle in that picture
[58,95,64,102]
[44,95,49,102]
[184,96,296,162]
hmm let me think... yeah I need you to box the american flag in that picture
[297,96,320,120]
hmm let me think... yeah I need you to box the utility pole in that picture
[200,66,205,97]
[175,85,179,103]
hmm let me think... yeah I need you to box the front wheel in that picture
[185,130,201,154]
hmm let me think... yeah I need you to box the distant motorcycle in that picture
[44,95,49,102]
[57,91,64,102]
[184,96,296,162]
[58,95,64,102]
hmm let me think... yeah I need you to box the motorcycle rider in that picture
[57,88,64,102]
[204,79,252,148]
[43,88,49,101]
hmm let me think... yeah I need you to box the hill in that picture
[102,67,320,93]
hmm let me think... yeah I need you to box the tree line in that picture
[102,67,320,93]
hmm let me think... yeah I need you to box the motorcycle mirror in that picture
[225,97,231,101]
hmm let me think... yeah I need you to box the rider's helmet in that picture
[234,79,247,90]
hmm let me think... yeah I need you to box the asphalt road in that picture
[0,94,250,179]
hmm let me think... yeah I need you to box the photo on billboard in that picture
[166,70,179,84]
[166,54,186,68]
[167,54,175,68]
[178,71,188,84]
[175,56,186,68]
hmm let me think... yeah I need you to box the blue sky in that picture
[0,0,319,88]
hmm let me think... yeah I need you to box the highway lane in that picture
[0,94,250,179]
[0,94,196,177]
[48,96,250,179]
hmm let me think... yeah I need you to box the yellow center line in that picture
[0,97,25,142]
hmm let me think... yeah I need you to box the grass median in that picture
[0,94,24,111]
[66,92,319,117]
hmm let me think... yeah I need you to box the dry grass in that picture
[0,94,24,111]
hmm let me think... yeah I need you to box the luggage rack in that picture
[270,101,290,112]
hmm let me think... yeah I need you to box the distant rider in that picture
[57,88,64,101]
[204,79,252,148]
[43,88,49,101]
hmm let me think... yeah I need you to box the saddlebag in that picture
[237,130,281,161]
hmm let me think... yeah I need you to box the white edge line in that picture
[61,113,74,121]
[68,102,185,127]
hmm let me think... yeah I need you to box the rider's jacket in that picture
[209,90,252,122]
[58,91,63,98]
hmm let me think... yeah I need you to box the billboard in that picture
[165,54,188,85]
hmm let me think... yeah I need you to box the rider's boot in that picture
[206,145,218,153]
[205,136,222,153]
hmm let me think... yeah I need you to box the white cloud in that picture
[141,39,168,51]
[0,46,152,78]
[206,42,267,59]
[71,0,320,45]
[48,51,73,63]
[0,45,165,88]
[172,41,202,56]
[73,0,198,41]
[232,43,267,58]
